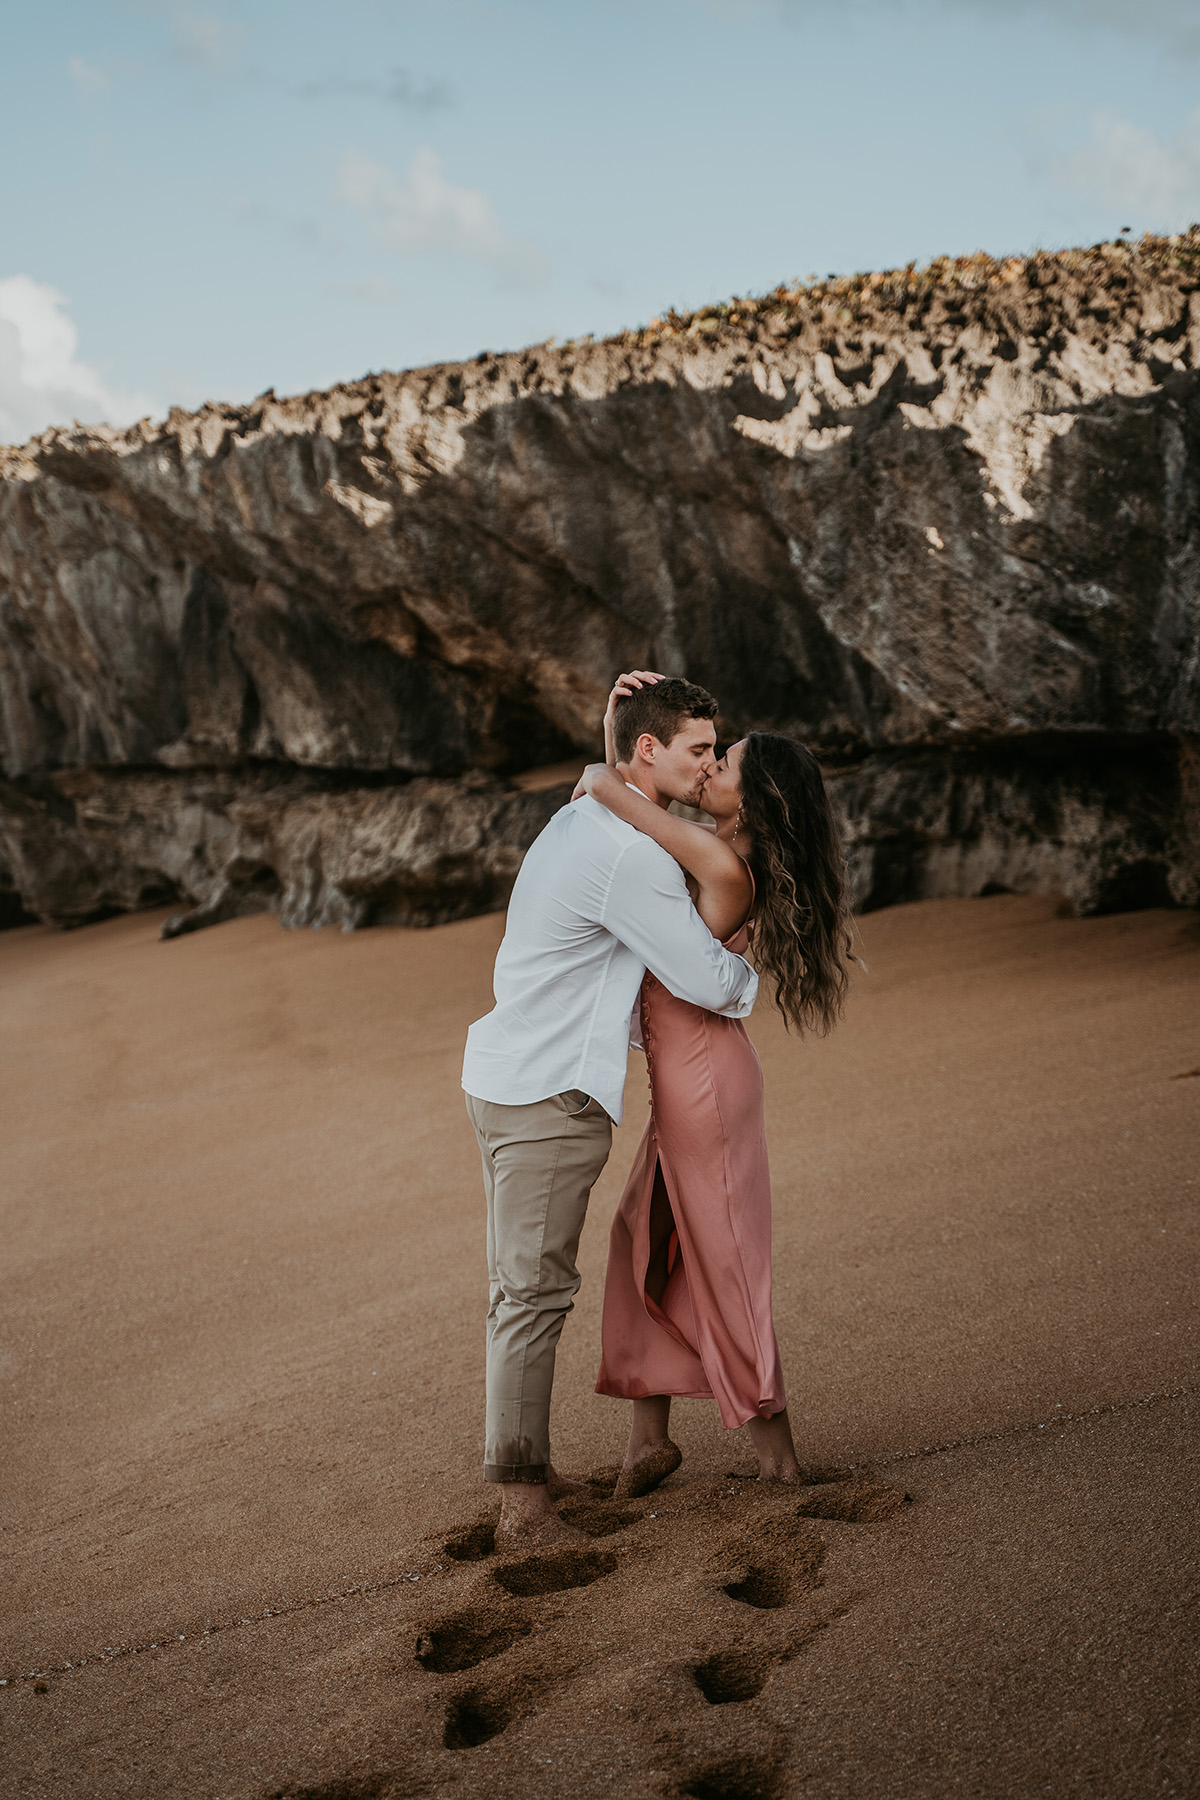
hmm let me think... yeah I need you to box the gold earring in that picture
[733,804,744,840]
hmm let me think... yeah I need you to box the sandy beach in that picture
[2,893,1197,1799]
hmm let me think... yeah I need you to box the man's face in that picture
[647,717,717,806]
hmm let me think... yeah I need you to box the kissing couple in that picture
[462,672,853,1545]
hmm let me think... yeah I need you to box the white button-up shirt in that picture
[462,793,758,1125]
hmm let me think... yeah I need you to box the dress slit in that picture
[632,1148,694,1349]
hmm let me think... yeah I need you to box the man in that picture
[462,675,759,1543]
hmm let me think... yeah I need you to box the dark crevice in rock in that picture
[0,884,39,929]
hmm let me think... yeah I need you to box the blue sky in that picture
[1,0,1198,441]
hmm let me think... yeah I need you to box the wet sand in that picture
[1,894,1197,1798]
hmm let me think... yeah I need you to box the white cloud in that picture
[335,148,548,287]
[1054,109,1200,224]
[169,6,246,73]
[0,276,157,446]
[68,55,110,93]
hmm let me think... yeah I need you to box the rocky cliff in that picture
[2,233,1198,933]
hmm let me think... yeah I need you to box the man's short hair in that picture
[612,676,718,764]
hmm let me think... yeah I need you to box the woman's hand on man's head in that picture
[610,669,666,702]
[572,761,614,801]
[603,670,666,767]
[604,670,665,727]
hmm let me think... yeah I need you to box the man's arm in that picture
[601,836,757,1017]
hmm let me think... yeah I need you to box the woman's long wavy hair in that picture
[739,733,855,1036]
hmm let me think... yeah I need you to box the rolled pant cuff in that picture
[484,1462,548,1485]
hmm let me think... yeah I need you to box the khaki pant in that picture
[465,1090,613,1483]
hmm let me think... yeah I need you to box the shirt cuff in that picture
[715,961,758,1018]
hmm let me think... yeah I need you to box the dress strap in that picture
[722,856,755,945]
[741,856,756,928]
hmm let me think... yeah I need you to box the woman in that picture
[585,672,855,1495]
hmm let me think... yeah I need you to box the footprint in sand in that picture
[794,1478,909,1523]
[672,1748,786,1800]
[438,1496,636,1565]
[722,1536,824,1610]
[439,1520,625,1602]
[441,1684,514,1750]
[414,1605,532,1674]
[414,1497,637,1759]
[491,1544,617,1598]
[654,1480,910,1796]
[280,1469,914,1793]
[690,1647,771,1705]
[679,1525,829,1712]
[268,1776,400,1799]
[414,1603,542,1758]
[439,1516,497,1563]
[557,1494,641,1537]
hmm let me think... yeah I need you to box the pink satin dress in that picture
[595,910,786,1430]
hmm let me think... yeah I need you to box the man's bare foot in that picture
[614,1438,682,1499]
[495,1478,589,1547]
[546,1464,590,1499]
[495,1509,589,1547]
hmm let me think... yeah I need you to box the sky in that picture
[1,0,1198,443]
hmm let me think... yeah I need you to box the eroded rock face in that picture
[835,735,1196,915]
[1,236,1198,932]
[0,768,574,933]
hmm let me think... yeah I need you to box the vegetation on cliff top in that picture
[5,229,1200,464]
[575,226,1200,351]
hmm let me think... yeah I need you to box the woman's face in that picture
[701,738,747,821]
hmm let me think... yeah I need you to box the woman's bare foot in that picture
[747,1408,803,1482]
[615,1395,682,1498]
[614,1438,682,1499]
